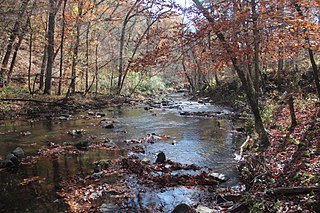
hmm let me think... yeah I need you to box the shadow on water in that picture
[0,94,246,212]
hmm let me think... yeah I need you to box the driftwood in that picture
[266,186,320,196]
[240,135,253,157]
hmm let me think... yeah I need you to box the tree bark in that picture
[70,0,83,95]
[251,0,260,92]
[294,3,320,99]
[44,0,61,94]
[39,44,47,91]
[193,0,270,148]
[287,94,297,129]
[58,0,67,95]
[0,0,30,87]
[28,25,32,94]
[7,17,30,85]
[307,49,320,99]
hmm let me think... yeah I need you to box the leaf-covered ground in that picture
[239,93,320,212]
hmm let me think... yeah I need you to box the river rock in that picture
[68,129,85,137]
[155,152,166,163]
[94,159,112,172]
[0,147,25,168]
[195,205,214,213]
[11,147,25,160]
[5,153,20,165]
[87,111,95,115]
[0,159,14,168]
[96,112,105,117]
[99,118,115,128]
[58,114,72,120]
[19,131,31,136]
[103,123,114,129]
[172,203,192,213]
[74,139,91,148]
[209,172,229,182]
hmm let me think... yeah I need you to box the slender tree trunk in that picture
[117,1,139,94]
[0,0,30,87]
[58,0,67,95]
[294,3,320,99]
[28,29,33,94]
[307,49,320,99]
[44,0,62,95]
[277,56,284,85]
[70,0,83,95]
[39,44,47,91]
[7,17,30,85]
[95,43,99,95]
[85,24,90,92]
[287,94,297,128]
[193,0,270,148]
[44,0,56,94]
[251,0,260,92]
[85,1,95,92]
[276,5,284,88]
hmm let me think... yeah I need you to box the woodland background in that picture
[0,0,319,211]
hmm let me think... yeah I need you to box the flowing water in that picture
[0,94,246,212]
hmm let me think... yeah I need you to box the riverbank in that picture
[0,94,137,120]
[1,86,319,212]
[0,93,246,212]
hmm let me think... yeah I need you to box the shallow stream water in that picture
[0,94,246,212]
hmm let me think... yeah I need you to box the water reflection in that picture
[0,96,245,212]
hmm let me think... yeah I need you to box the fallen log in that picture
[266,186,320,196]
[0,98,54,104]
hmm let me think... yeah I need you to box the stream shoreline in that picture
[0,92,250,212]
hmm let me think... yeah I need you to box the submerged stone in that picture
[11,147,25,160]
[155,152,166,163]
[74,140,91,148]
[103,123,114,129]
[0,147,25,168]
[172,203,192,213]
[196,205,214,213]
[209,172,229,182]
[5,153,19,165]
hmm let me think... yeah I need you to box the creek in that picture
[0,93,246,212]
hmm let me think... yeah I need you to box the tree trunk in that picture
[294,3,320,99]
[307,49,320,99]
[0,0,30,87]
[70,0,83,95]
[95,43,99,95]
[287,94,297,129]
[251,0,260,92]
[7,17,30,85]
[28,27,33,94]
[58,0,67,95]
[39,44,47,91]
[193,0,270,148]
[44,0,56,94]
[85,24,90,92]
[277,56,284,86]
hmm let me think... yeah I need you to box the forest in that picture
[0,0,319,212]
